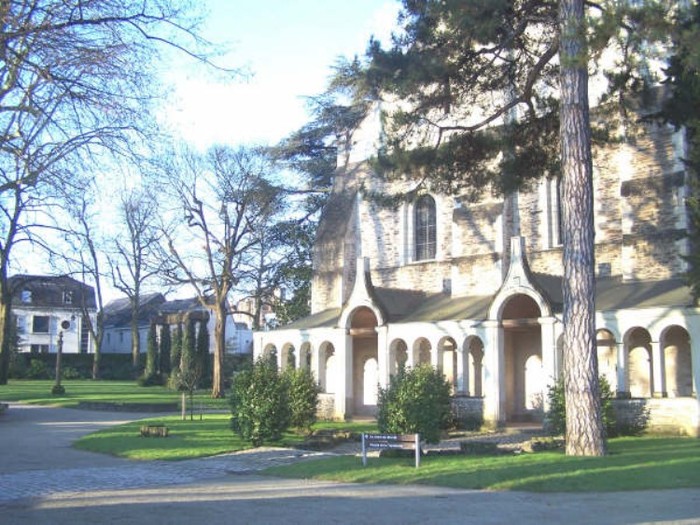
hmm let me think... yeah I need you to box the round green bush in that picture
[377,364,452,444]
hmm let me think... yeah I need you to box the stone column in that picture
[376,325,389,389]
[616,342,629,397]
[455,348,467,395]
[651,340,667,398]
[431,338,443,373]
[483,320,503,428]
[332,332,352,420]
[539,316,558,412]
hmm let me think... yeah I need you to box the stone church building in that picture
[254,106,699,436]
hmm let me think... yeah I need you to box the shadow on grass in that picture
[265,437,700,493]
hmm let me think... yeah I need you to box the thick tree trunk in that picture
[0,285,11,385]
[559,0,606,456]
[211,301,226,398]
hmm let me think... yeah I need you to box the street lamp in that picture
[52,319,71,395]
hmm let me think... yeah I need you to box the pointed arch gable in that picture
[338,258,387,328]
[488,237,553,320]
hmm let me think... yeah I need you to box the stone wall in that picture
[310,120,689,313]
[316,393,336,421]
[451,396,487,430]
[612,398,699,437]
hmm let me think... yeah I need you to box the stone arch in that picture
[362,357,379,405]
[524,354,544,411]
[318,342,336,394]
[438,336,458,388]
[489,285,552,321]
[388,338,408,377]
[412,337,431,366]
[465,336,484,397]
[625,327,652,398]
[501,293,544,422]
[299,342,312,371]
[262,343,277,363]
[596,329,618,392]
[280,343,296,370]
[661,325,693,397]
[350,307,379,416]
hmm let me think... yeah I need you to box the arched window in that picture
[414,195,436,261]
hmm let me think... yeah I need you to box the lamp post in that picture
[52,320,71,395]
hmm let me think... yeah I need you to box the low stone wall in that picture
[451,396,486,430]
[612,397,699,437]
[316,393,336,421]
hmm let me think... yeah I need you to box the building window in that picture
[548,177,562,247]
[414,194,437,261]
[32,315,50,334]
[30,344,49,354]
[21,290,31,303]
[63,290,73,304]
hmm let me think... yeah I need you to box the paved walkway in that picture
[1,403,699,525]
[0,403,330,502]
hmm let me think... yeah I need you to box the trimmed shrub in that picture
[159,324,171,375]
[283,367,320,434]
[230,357,289,446]
[545,375,619,437]
[377,364,452,444]
[26,358,50,379]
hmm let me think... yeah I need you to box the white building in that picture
[11,275,96,354]
[103,294,253,355]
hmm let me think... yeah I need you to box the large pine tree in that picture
[331,0,674,455]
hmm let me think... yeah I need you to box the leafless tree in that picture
[59,189,108,380]
[111,188,169,372]
[163,146,286,398]
[0,0,233,383]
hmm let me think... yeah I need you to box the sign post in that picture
[361,433,422,468]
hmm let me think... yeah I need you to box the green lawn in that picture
[0,379,229,410]
[264,436,700,492]
[6,380,699,493]
[74,415,378,461]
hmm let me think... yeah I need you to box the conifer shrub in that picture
[283,367,320,435]
[545,375,618,436]
[230,356,289,446]
[377,364,452,444]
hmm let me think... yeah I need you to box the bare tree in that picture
[164,146,285,398]
[0,0,232,383]
[111,188,168,373]
[60,190,107,380]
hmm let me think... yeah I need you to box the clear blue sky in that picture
[162,0,400,149]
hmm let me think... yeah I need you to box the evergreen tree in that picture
[144,323,158,379]
[180,317,196,377]
[159,324,171,376]
[332,0,674,455]
[170,323,183,377]
[196,320,211,387]
[661,3,700,297]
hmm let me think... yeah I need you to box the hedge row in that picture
[10,352,252,382]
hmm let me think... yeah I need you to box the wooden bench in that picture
[361,433,422,468]
[140,424,169,438]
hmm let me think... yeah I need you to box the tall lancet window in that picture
[414,194,436,261]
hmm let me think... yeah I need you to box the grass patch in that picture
[0,379,228,410]
[75,414,377,461]
[75,414,246,460]
[264,436,700,493]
